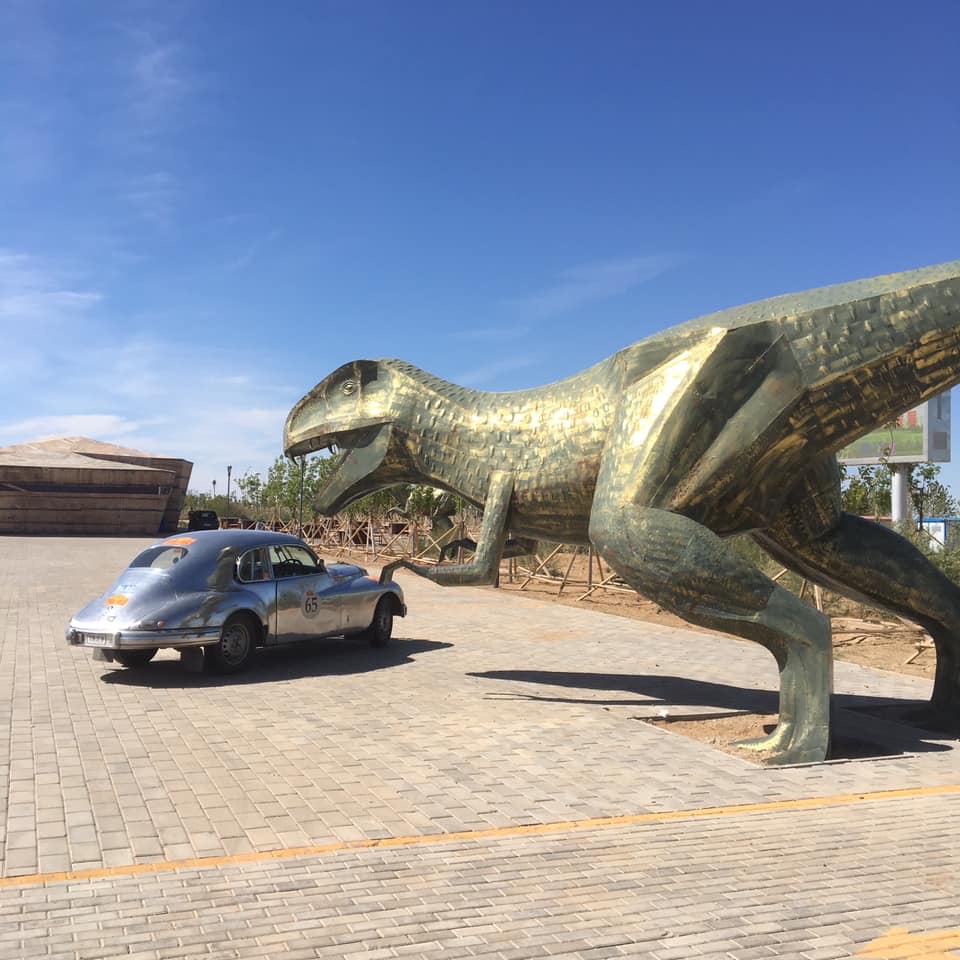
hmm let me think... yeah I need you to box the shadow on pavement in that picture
[474,670,778,712]
[470,669,957,758]
[101,637,452,687]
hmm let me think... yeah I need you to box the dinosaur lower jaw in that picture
[287,424,394,516]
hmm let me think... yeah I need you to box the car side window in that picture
[237,548,270,583]
[268,544,321,579]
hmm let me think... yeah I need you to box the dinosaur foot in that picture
[734,719,830,766]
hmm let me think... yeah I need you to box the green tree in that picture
[841,464,892,517]
[221,455,407,522]
[908,462,959,522]
[259,455,335,520]
[841,461,957,525]
[404,484,440,520]
[342,488,402,520]
[235,470,265,512]
[180,493,245,522]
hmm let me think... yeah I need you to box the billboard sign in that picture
[838,390,951,465]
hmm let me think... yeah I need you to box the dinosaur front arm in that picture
[379,471,514,586]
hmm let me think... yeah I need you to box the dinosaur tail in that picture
[783,260,960,453]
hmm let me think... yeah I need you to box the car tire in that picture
[114,648,158,668]
[362,597,393,647]
[205,614,256,674]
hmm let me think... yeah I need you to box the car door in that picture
[269,543,341,641]
[235,547,277,639]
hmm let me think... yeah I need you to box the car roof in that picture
[154,528,310,559]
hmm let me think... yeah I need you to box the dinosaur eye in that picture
[342,379,357,396]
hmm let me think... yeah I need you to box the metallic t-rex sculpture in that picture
[284,260,960,765]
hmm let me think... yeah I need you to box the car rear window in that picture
[129,545,189,570]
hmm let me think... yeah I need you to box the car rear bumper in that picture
[65,626,221,651]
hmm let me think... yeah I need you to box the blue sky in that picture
[1,1,959,499]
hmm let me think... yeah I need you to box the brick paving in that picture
[0,536,958,958]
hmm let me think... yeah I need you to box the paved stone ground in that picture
[0,537,958,958]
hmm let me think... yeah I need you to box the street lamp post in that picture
[298,456,305,538]
[226,465,232,528]
[212,479,217,502]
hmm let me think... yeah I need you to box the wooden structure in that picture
[0,437,192,535]
[223,512,939,658]
[273,513,645,605]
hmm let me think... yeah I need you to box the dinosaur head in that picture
[284,359,409,515]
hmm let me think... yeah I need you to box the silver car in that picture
[66,529,406,673]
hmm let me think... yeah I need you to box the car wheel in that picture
[114,648,158,668]
[363,597,393,647]
[206,615,256,673]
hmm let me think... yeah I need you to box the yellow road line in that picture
[3,782,959,889]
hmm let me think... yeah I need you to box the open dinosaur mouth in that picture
[284,425,381,460]
[284,424,393,515]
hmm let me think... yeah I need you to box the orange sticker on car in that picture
[164,536,196,546]
[105,594,129,606]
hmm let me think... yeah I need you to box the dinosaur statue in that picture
[284,259,960,765]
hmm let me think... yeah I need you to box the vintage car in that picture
[66,529,406,673]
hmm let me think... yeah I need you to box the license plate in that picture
[83,633,111,647]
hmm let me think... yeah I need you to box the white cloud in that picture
[507,254,678,318]
[11,338,294,489]
[131,403,293,492]
[3,375,294,493]
[224,228,281,273]
[0,249,49,291]
[454,355,538,387]
[127,34,189,141]
[124,170,178,227]
[0,288,101,322]
[0,402,289,493]
[135,42,184,99]
[0,262,296,491]
[0,249,102,342]
[454,323,532,343]
[115,21,196,227]
[0,414,143,441]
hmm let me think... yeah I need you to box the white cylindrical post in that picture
[891,464,911,524]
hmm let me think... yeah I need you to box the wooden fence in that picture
[219,514,637,604]
[216,513,935,661]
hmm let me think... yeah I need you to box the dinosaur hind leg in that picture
[756,511,960,721]
[588,504,832,764]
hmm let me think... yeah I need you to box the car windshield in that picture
[129,545,190,570]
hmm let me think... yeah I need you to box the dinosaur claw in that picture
[734,720,829,765]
